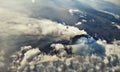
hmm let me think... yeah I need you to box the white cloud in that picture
[0,50,5,68]
[18,48,40,71]
[9,39,120,72]
[0,0,120,71]
[68,9,81,15]
[75,22,82,26]
[0,4,87,70]
[32,0,36,3]
[105,0,120,5]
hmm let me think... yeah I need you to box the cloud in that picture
[0,50,5,68]
[0,4,87,71]
[105,0,120,5]
[0,0,90,25]
[9,39,120,72]
[0,0,120,71]
[1,0,119,26]
[18,48,40,71]
[70,36,105,56]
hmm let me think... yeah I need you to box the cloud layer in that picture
[105,0,120,5]
[0,0,120,71]
[0,4,86,71]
